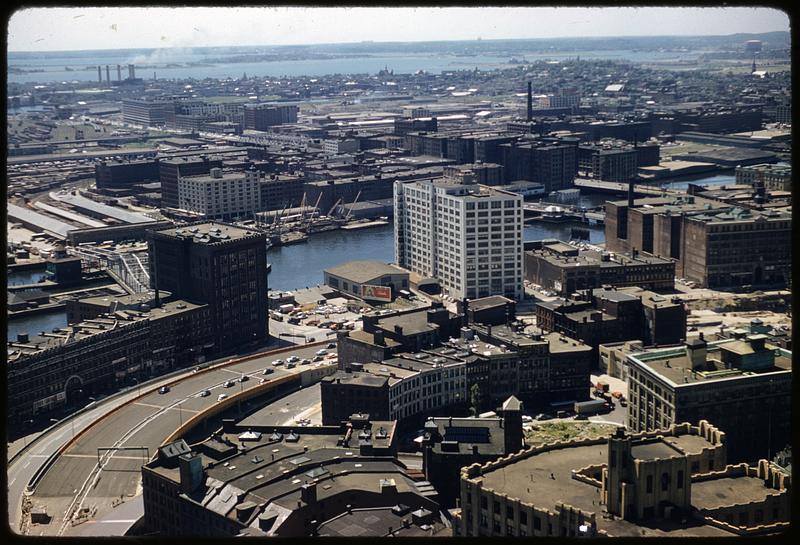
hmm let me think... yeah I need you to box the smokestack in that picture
[117,64,121,81]
[106,65,110,83]
[527,81,533,122]
[97,66,102,83]
[627,180,635,209]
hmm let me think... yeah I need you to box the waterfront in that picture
[2,173,740,339]
[7,46,708,85]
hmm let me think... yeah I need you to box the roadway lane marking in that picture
[62,454,147,460]
[132,402,166,410]
[132,401,199,413]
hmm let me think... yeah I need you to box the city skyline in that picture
[8,6,790,52]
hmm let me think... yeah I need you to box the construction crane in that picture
[344,190,362,222]
[306,193,323,230]
[327,197,343,218]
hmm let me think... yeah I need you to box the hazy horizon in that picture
[8,7,790,53]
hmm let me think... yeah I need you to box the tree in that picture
[469,383,481,417]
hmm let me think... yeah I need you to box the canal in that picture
[6,172,737,340]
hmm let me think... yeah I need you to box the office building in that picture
[394,176,523,300]
[524,240,675,297]
[148,222,268,352]
[177,168,262,220]
[626,336,792,463]
[455,421,790,537]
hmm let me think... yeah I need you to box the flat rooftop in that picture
[632,342,792,387]
[155,222,262,243]
[691,476,777,511]
[324,261,407,284]
[479,441,731,537]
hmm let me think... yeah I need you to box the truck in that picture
[574,399,607,415]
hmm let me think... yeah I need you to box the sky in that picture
[7,6,790,52]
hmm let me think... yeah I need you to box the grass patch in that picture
[524,421,617,446]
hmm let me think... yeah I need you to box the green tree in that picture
[469,383,481,417]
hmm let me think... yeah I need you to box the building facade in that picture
[148,222,268,352]
[177,168,262,220]
[626,336,792,463]
[395,177,523,300]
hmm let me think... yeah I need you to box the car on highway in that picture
[197,390,211,398]
[263,368,275,375]
[159,386,170,394]
[301,358,312,365]
[239,375,249,382]
[326,342,336,349]
[223,380,235,388]
[286,362,297,369]
[535,413,554,421]
[272,359,284,366]
[259,378,269,384]
[312,355,324,362]
[315,349,328,356]
[217,394,228,402]
[287,355,300,363]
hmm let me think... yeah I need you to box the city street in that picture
[10,342,334,536]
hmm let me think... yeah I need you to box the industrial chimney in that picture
[117,64,121,81]
[105,65,110,83]
[527,81,533,122]
[97,66,102,83]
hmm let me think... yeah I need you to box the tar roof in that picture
[324,261,407,284]
[156,222,261,243]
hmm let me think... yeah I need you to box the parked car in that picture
[536,413,554,421]
[574,414,589,420]
[159,386,170,394]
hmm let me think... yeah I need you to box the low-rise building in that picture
[626,335,792,463]
[524,239,675,296]
[141,415,450,537]
[421,396,524,506]
[735,162,791,192]
[323,260,410,303]
[455,420,790,537]
[535,286,687,366]
[7,299,210,423]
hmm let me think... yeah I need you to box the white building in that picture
[177,168,262,219]
[322,138,359,156]
[395,176,523,300]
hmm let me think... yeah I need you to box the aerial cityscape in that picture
[5,6,792,538]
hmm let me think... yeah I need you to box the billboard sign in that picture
[361,284,392,302]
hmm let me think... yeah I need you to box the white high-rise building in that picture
[395,173,524,300]
[178,168,262,219]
